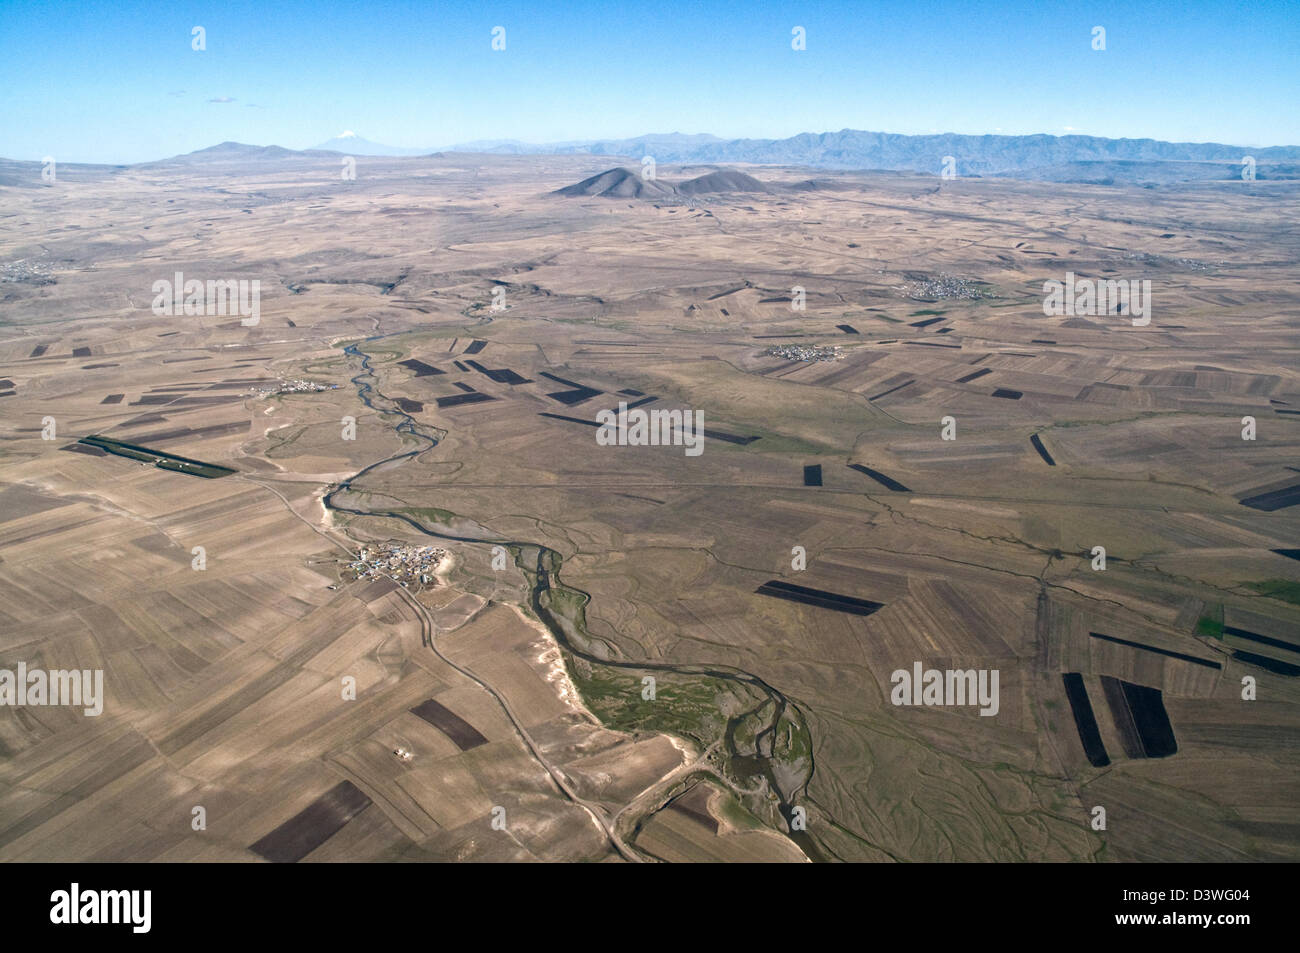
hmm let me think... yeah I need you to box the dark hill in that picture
[676,170,768,195]
[553,167,678,198]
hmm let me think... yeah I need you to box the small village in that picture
[902,273,991,300]
[254,378,339,397]
[347,543,448,588]
[1,257,57,286]
[763,343,844,363]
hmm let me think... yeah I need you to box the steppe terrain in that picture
[0,149,1297,861]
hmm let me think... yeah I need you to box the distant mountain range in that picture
[6,129,1300,185]
[448,130,1300,182]
[308,128,1300,182]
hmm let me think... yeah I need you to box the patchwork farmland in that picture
[0,149,1297,863]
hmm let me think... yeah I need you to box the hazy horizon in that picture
[3,0,1297,164]
[8,124,1300,167]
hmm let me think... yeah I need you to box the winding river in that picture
[321,333,827,861]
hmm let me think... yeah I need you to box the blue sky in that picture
[1,0,1296,163]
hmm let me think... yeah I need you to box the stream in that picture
[320,332,828,861]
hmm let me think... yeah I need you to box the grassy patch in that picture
[540,584,590,627]
[1244,580,1300,607]
[395,505,459,526]
[568,659,738,748]
[1195,602,1224,639]
[772,713,812,761]
[709,784,768,832]
[1195,615,1225,639]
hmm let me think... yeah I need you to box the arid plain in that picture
[1,149,1297,862]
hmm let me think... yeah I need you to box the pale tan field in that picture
[0,152,1297,862]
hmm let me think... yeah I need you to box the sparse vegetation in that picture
[1245,580,1300,606]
